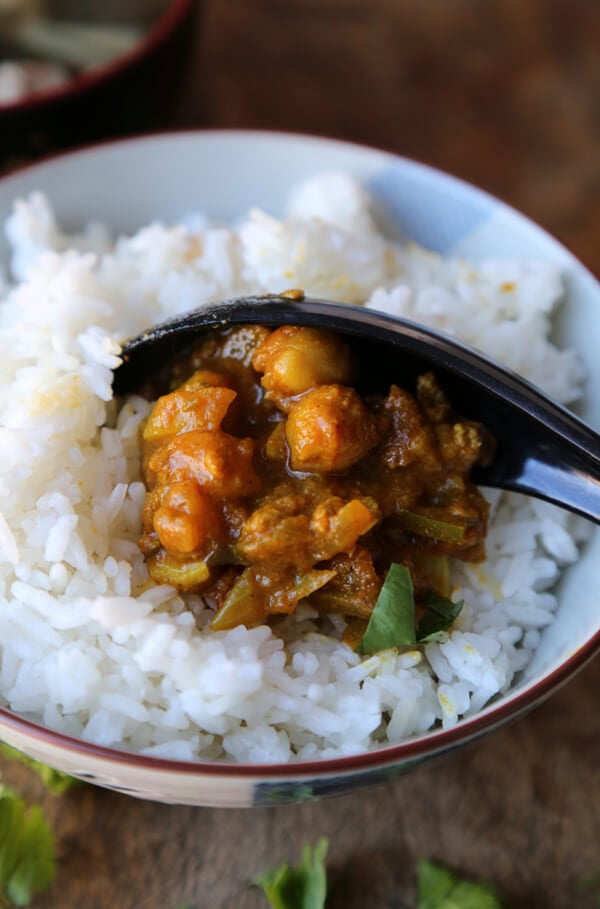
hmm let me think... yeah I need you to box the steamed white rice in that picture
[0,173,590,762]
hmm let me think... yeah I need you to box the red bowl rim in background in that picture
[0,0,194,114]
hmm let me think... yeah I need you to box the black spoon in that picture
[112,294,600,525]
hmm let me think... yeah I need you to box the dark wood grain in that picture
[3,1,599,906]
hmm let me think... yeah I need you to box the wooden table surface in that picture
[3,1,600,906]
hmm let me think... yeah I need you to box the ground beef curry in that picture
[138,323,494,638]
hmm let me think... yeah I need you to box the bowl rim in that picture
[0,633,597,778]
[2,126,598,283]
[0,127,598,780]
[0,0,193,115]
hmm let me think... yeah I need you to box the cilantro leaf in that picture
[0,744,81,796]
[576,869,600,904]
[356,565,464,655]
[417,591,464,643]
[357,564,416,655]
[0,786,56,906]
[417,859,504,909]
[252,837,328,909]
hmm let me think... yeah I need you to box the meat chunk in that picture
[236,494,379,566]
[235,495,312,565]
[142,386,237,442]
[252,325,352,406]
[435,422,495,472]
[310,546,382,618]
[285,384,379,472]
[148,430,261,498]
[377,384,441,471]
[152,480,225,555]
[416,371,451,424]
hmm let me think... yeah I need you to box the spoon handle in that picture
[473,399,600,524]
[339,302,600,525]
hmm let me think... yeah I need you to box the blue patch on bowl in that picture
[368,165,492,253]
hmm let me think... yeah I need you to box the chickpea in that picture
[285,385,379,473]
[142,387,237,442]
[148,429,262,498]
[153,480,224,555]
[252,326,352,406]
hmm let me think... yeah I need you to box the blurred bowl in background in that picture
[0,0,197,169]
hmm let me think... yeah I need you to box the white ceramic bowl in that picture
[0,131,598,807]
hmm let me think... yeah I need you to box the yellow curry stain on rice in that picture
[439,692,453,714]
[27,375,83,415]
[330,274,350,290]
[470,565,503,600]
[183,236,203,263]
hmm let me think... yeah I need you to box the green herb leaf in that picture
[417,859,504,909]
[356,565,463,656]
[417,591,464,643]
[0,786,56,906]
[0,744,81,796]
[252,837,328,909]
[576,869,600,904]
[357,563,416,655]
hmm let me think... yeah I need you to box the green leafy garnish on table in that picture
[357,563,463,655]
[252,844,508,909]
[252,837,328,909]
[0,786,55,907]
[417,859,504,909]
[0,745,81,796]
[576,869,600,905]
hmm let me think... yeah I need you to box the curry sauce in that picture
[138,324,494,634]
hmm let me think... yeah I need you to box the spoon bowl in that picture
[114,294,600,525]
